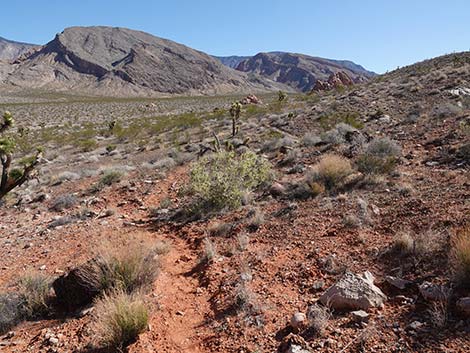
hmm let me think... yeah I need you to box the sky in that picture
[2,0,470,73]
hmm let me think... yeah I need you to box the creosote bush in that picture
[94,290,149,349]
[187,150,272,214]
[356,137,401,175]
[307,154,353,190]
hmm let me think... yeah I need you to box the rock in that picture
[312,71,355,92]
[448,87,470,96]
[320,271,386,311]
[53,257,109,308]
[269,182,287,196]
[385,276,412,290]
[279,334,309,353]
[419,282,449,302]
[351,310,369,323]
[290,312,307,330]
[287,345,311,353]
[239,94,261,105]
[312,280,325,291]
[408,321,424,331]
[456,297,470,316]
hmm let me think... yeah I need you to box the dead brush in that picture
[306,304,331,336]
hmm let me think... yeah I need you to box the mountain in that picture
[234,52,375,92]
[213,55,250,69]
[1,27,290,96]
[0,36,38,61]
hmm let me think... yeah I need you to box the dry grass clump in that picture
[307,154,353,190]
[101,242,161,294]
[200,238,217,264]
[93,290,149,349]
[451,226,470,287]
[18,273,52,318]
[392,231,415,255]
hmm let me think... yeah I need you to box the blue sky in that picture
[2,0,469,73]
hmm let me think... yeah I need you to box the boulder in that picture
[320,271,386,311]
[53,257,109,308]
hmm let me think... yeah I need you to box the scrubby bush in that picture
[187,151,272,214]
[307,155,353,190]
[0,293,23,334]
[307,304,330,336]
[49,194,78,212]
[302,133,321,147]
[94,291,149,349]
[356,137,401,174]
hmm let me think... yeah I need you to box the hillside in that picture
[1,27,290,96]
[213,55,250,69]
[0,36,38,61]
[235,51,375,92]
[0,50,469,353]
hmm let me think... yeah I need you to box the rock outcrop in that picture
[312,71,356,92]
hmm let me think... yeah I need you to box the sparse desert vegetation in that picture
[0,49,469,353]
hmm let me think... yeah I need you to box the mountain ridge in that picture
[2,26,292,96]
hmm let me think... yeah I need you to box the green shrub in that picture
[94,291,149,349]
[356,137,401,174]
[187,151,272,214]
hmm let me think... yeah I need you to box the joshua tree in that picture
[0,111,42,200]
[229,102,242,137]
[278,90,287,102]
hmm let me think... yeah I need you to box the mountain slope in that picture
[0,36,38,61]
[3,27,290,96]
[235,52,375,92]
[213,55,250,69]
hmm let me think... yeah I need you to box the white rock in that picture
[290,312,307,329]
[320,271,386,311]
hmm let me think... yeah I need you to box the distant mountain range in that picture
[0,37,38,62]
[215,52,375,92]
[0,27,374,96]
